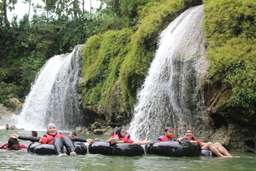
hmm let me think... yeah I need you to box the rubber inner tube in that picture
[146,141,201,157]
[89,141,144,156]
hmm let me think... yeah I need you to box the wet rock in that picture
[104,126,113,136]
[209,126,232,145]
[75,126,87,134]
[0,104,14,116]
[4,97,22,112]
[0,104,16,129]
[93,129,106,135]
[91,122,102,130]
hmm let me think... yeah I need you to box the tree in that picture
[0,0,17,26]
[71,0,81,20]
[25,0,32,19]
[2,0,9,26]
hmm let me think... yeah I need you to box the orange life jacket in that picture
[39,133,64,144]
[158,135,173,142]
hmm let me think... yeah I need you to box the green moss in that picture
[81,28,132,120]
[119,0,186,110]
[204,0,256,123]
[81,0,198,124]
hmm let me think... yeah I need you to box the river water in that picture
[0,130,255,171]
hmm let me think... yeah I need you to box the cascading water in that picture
[129,5,210,140]
[17,45,82,130]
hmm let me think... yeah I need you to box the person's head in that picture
[184,129,195,140]
[70,131,77,137]
[164,127,173,138]
[31,131,38,137]
[47,123,57,135]
[185,129,194,137]
[6,124,9,130]
[7,134,20,150]
[116,128,126,138]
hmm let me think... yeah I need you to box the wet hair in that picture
[47,123,56,129]
[31,131,38,137]
[7,137,20,150]
[114,127,125,138]
[185,129,193,133]
[71,131,77,137]
[164,127,172,132]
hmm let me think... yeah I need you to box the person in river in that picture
[178,129,232,158]
[69,131,94,144]
[5,124,9,130]
[108,127,149,145]
[157,127,176,142]
[0,134,27,150]
[39,123,77,156]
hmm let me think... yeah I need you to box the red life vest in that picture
[120,135,133,144]
[0,143,8,149]
[39,133,64,144]
[158,135,172,142]
[0,143,27,150]
[111,134,119,139]
[110,133,134,144]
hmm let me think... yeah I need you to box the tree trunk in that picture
[82,0,85,13]
[28,0,32,19]
[2,0,9,26]
[113,0,120,16]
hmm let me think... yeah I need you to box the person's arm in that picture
[189,140,199,145]
[177,137,183,141]
[123,138,134,144]
[0,143,8,149]
[19,144,27,149]
[133,140,150,145]
[71,137,87,142]
[39,135,48,144]
[192,136,203,146]
[18,136,40,142]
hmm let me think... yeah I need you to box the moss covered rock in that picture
[204,0,256,127]
[80,29,133,125]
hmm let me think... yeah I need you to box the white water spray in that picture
[17,45,82,130]
[129,6,209,140]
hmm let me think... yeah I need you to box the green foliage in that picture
[204,0,256,121]
[81,29,132,121]
[102,0,155,27]
[0,82,21,103]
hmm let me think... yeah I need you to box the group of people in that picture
[108,127,232,158]
[0,123,86,156]
[0,123,232,158]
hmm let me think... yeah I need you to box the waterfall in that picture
[129,5,210,140]
[17,45,82,130]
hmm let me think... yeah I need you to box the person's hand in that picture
[109,137,118,145]
[190,140,198,145]
[86,139,94,144]
[142,139,150,144]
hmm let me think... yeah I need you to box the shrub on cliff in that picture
[204,0,256,124]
